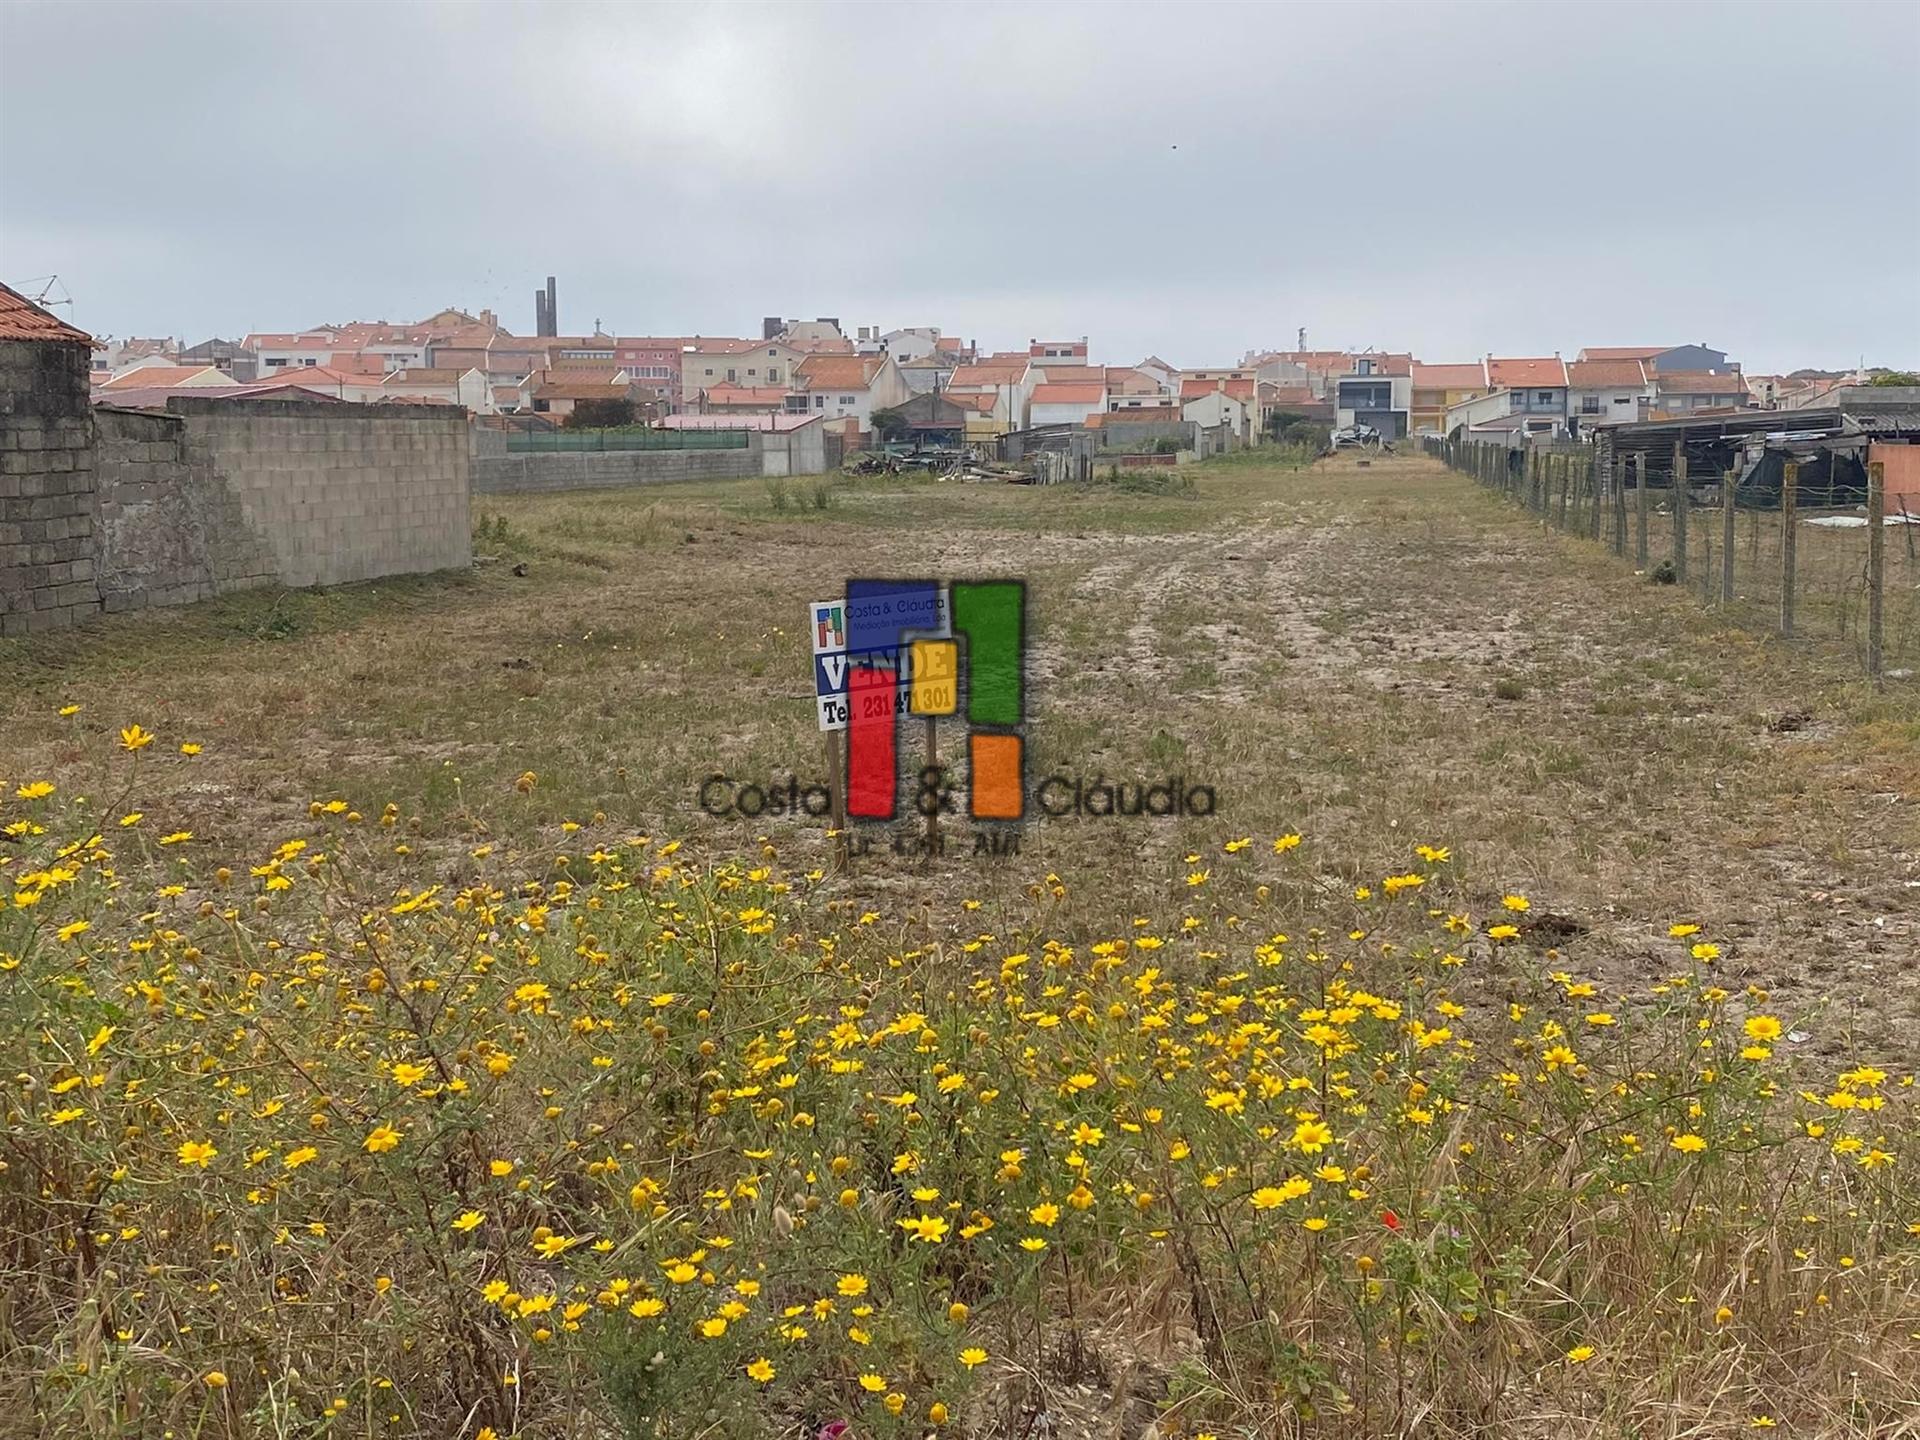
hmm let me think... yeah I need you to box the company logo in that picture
[837,578,1026,822]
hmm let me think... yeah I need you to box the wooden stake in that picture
[1613,452,1628,556]
[1635,452,1650,569]
[1721,466,1736,604]
[1673,441,1689,583]
[1781,459,1798,637]
[1868,458,1885,680]
[924,714,940,855]
[826,731,849,872]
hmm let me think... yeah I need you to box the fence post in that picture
[1721,467,1736,603]
[1781,458,1798,636]
[1672,441,1689,583]
[1613,452,1628,555]
[1588,457,1602,542]
[1557,455,1570,528]
[1635,452,1650,569]
[1867,459,1885,680]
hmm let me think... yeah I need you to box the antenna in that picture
[20,275,73,309]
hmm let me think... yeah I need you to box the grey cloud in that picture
[2,0,1913,371]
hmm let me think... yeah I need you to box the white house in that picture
[682,338,811,407]
[874,327,944,364]
[1029,382,1107,428]
[1182,385,1249,439]
[944,360,1034,430]
[1135,355,1179,393]
[383,367,497,414]
[787,352,910,430]
[1564,358,1653,429]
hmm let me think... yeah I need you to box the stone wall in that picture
[0,337,102,634]
[93,407,278,611]
[165,398,471,588]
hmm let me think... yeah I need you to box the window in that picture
[1535,390,1554,403]
[815,395,825,409]
[726,369,737,382]
[704,368,714,377]
[1581,396,1601,414]
[747,368,757,378]
[302,358,316,366]
[265,357,286,368]
[767,369,780,383]
[839,395,856,405]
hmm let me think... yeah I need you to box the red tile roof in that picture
[703,384,790,405]
[1487,357,1568,389]
[1566,359,1648,387]
[1179,377,1255,401]
[1577,346,1666,361]
[941,392,998,414]
[794,354,886,390]
[535,379,633,402]
[98,365,230,389]
[1030,382,1106,404]
[1103,404,1183,420]
[1036,365,1105,384]
[1410,363,1486,390]
[1260,385,1318,406]
[948,363,1026,387]
[1656,370,1747,395]
[383,368,465,386]
[0,282,90,343]
[786,336,856,354]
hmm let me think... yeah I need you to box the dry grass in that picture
[5,453,1917,1054]
[1,452,1917,1438]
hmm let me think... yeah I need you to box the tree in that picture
[1868,371,1920,387]
[565,397,636,428]
[870,406,911,442]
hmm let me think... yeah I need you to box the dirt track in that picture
[3,452,1915,1058]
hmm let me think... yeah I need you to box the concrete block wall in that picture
[0,338,102,635]
[168,398,471,588]
[472,445,760,495]
[93,407,279,611]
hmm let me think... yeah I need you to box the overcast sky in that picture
[3,0,1915,373]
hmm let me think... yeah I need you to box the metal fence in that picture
[504,426,750,453]
[1424,436,1916,679]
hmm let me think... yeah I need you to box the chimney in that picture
[545,277,558,337]
[479,308,496,330]
[763,316,782,339]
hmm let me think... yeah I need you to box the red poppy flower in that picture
[1381,1209,1401,1231]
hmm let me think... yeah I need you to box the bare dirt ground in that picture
[4,451,1916,1060]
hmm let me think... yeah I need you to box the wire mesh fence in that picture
[1423,436,1917,678]
[504,426,749,453]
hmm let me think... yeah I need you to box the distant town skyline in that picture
[3,1,1915,375]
